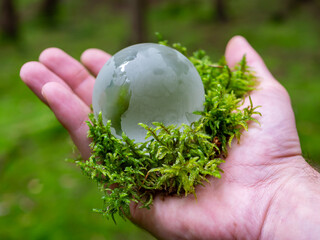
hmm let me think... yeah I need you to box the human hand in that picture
[20,36,320,239]
[129,37,320,239]
[20,47,111,159]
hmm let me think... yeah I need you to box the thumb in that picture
[225,36,280,90]
[224,36,301,162]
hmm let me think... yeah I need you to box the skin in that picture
[20,36,320,240]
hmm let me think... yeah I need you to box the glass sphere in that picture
[92,43,205,142]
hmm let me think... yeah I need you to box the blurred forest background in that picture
[0,0,319,239]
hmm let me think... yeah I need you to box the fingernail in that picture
[41,85,49,102]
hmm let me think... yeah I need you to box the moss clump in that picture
[76,41,260,222]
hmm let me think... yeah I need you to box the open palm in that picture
[20,36,316,239]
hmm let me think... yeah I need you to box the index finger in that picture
[80,48,111,76]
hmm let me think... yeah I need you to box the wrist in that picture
[261,157,320,240]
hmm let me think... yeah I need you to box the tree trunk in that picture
[41,0,60,26]
[214,0,228,23]
[0,0,19,39]
[129,0,147,43]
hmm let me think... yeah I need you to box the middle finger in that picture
[39,48,94,106]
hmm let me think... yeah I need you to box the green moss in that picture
[75,40,260,222]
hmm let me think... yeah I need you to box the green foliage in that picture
[1,1,319,239]
[76,42,260,221]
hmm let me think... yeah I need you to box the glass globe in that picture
[92,43,205,142]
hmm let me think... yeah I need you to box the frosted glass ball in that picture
[92,43,205,142]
